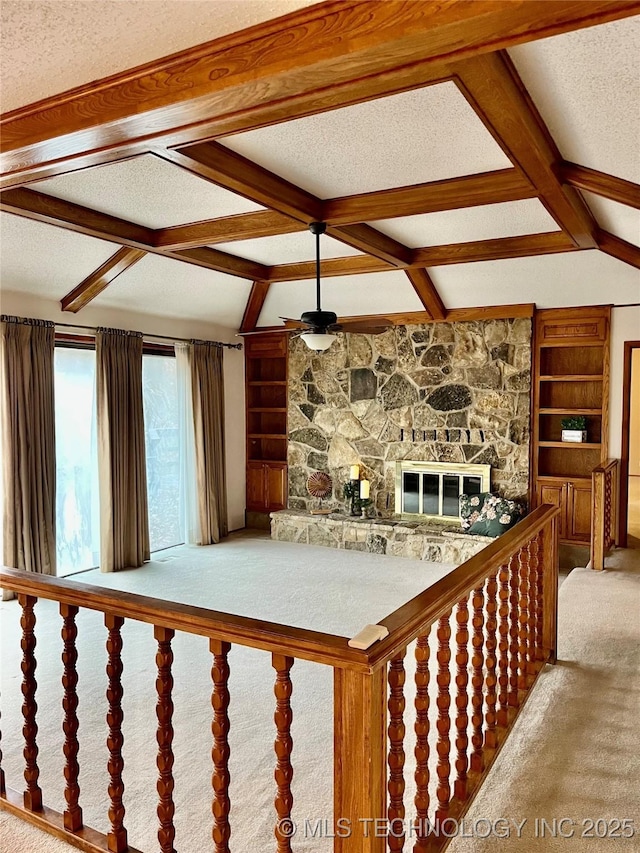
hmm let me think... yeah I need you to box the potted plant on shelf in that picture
[561,415,587,443]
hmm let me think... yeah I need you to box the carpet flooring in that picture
[1,539,639,852]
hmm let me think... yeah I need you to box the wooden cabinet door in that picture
[566,480,592,543]
[246,463,266,511]
[266,463,287,511]
[536,480,566,540]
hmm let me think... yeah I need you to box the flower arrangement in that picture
[561,415,587,443]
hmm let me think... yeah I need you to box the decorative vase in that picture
[561,429,587,443]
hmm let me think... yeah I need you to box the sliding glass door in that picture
[142,353,182,552]
[54,346,100,576]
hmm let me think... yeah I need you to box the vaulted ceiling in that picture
[1,1,638,332]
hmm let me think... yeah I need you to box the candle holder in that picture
[343,479,361,516]
[360,498,372,518]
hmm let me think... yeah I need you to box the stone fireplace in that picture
[286,319,532,517]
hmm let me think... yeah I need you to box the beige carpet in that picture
[1,541,639,852]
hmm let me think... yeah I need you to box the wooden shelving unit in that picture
[244,332,289,525]
[532,306,610,545]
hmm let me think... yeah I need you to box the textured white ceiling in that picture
[0,213,115,298]
[581,192,640,248]
[212,232,363,265]
[510,17,640,184]
[221,82,512,198]
[0,0,316,112]
[94,254,251,327]
[33,155,262,228]
[257,271,424,327]
[430,251,640,310]
[370,199,560,248]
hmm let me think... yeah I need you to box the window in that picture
[54,346,100,576]
[142,353,182,551]
[395,461,490,521]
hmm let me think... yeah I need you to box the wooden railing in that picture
[0,505,559,853]
[590,459,619,571]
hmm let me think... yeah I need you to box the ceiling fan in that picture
[279,221,392,351]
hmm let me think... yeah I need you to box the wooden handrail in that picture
[370,504,560,667]
[591,458,619,571]
[0,504,560,674]
[0,567,369,671]
[1,506,560,853]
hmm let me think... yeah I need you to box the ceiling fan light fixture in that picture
[300,331,336,352]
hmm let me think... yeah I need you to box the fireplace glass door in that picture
[399,469,484,520]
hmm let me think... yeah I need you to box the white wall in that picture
[609,305,640,459]
[0,290,246,531]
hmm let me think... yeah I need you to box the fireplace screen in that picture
[396,461,491,520]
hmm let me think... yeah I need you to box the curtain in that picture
[96,328,149,572]
[190,341,228,544]
[175,343,201,545]
[0,317,56,596]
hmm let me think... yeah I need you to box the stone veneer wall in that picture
[287,320,532,516]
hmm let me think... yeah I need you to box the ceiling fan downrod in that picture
[309,221,327,313]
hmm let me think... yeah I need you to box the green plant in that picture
[561,415,587,431]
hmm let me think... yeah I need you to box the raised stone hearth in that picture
[287,319,531,517]
[271,509,493,564]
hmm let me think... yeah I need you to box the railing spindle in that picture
[388,650,406,850]
[413,634,430,852]
[508,555,520,708]
[470,585,485,773]
[211,639,232,853]
[453,598,469,801]
[273,654,294,853]
[517,545,530,689]
[61,603,82,830]
[484,574,498,750]
[497,563,510,727]
[105,613,127,853]
[435,613,452,821]
[526,539,539,674]
[19,594,42,812]
[155,626,176,853]
[535,535,545,661]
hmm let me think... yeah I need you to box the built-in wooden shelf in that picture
[248,407,287,412]
[539,441,601,449]
[538,407,602,415]
[248,381,287,386]
[539,374,603,382]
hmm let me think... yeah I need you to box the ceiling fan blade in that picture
[280,317,308,329]
[331,320,393,335]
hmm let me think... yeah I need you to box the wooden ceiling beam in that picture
[166,247,270,280]
[61,247,146,313]
[412,232,577,266]
[163,144,413,266]
[240,281,271,332]
[268,255,394,283]
[162,143,322,222]
[4,1,639,185]
[0,187,154,248]
[405,269,446,321]
[0,187,267,280]
[454,52,599,248]
[561,162,640,210]
[323,169,535,224]
[154,210,304,250]
[326,223,413,267]
[597,229,640,269]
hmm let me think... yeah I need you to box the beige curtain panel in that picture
[190,342,228,544]
[96,328,150,572]
[0,317,56,583]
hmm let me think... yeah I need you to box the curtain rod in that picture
[53,320,243,349]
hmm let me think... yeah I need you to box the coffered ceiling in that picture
[0,1,638,331]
